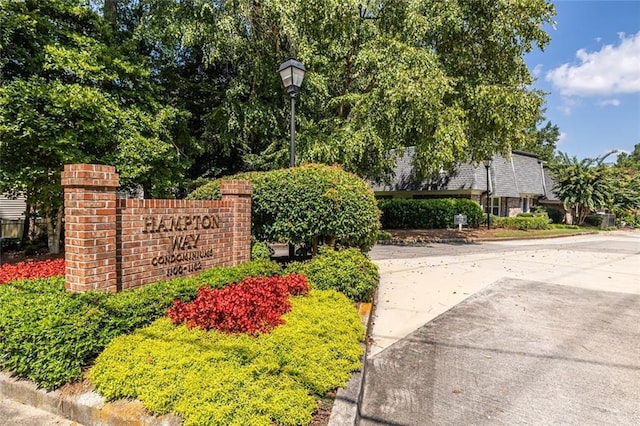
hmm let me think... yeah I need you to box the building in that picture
[0,195,27,238]
[371,147,562,217]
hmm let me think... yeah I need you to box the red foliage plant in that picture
[166,274,309,334]
[0,258,66,285]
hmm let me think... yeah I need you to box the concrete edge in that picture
[0,372,182,426]
[327,301,375,426]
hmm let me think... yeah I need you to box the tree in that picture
[548,152,617,225]
[522,107,560,162]
[124,0,556,181]
[616,143,640,169]
[0,0,198,253]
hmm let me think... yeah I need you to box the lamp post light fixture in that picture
[277,58,306,168]
[483,158,492,229]
[278,59,306,259]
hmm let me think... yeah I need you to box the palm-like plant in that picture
[549,151,617,225]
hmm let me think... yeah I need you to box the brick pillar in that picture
[220,180,253,265]
[61,164,119,292]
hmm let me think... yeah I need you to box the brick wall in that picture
[62,164,252,293]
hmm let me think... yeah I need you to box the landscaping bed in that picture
[0,249,379,425]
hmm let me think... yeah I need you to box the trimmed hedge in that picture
[89,290,364,426]
[378,198,485,229]
[285,248,379,303]
[0,261,282,390]
[188,164,381,253]
[493,215,551,230]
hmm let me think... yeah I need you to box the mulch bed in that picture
[0,249,64,266]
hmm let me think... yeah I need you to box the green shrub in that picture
[537,206,564,224]
[90,289,363,426]
[377,230,392,241]
[0,261,282,390]
[251,241,272,261]
[378,198,484,229]
[493,215,551,230]
[584,214,603,227]
[616,210,640,227]
[285,248,379,302]
[188,164,381,253]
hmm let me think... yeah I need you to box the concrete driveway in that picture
[359,231,640,425]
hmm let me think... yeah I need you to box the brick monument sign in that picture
[61,164,252,293]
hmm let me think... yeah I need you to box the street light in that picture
[277,59,306,168]
[278,59,306,259]
[483,158,492,229]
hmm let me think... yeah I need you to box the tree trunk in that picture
[104,0,118,26]
[45,207,63,254]
[21,203,32,246]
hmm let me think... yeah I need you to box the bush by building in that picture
[378,198,484,229]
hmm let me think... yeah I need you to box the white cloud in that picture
[598,99,621,106]
[546,31,640,96]
[557,132,568,145]
[532,63,544,78]
[557,97,580,115]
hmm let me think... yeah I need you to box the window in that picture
[490,197,500,216]
[521,197,530,213]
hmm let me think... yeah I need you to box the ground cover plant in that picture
[0,258,65,284]
[90,289,363,426]
[285,248,379,303]
[167,274,308,333]
[0,261,282,389]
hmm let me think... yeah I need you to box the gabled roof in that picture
[372,147,559,201]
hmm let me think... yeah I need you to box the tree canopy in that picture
[121,0,556,181]
[1,0,560,250]
[0,0,199,251]
[549,151,640,225]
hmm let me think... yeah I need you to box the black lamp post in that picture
[277,59,306,168]
[278,59,306,259]
[483,158,492,229]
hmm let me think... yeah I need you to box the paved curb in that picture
[0,372,181,426]
[327,301,375,426]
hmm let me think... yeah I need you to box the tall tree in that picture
[0,0,198,252]
[616,143,640,169]
[522,107,560,162]
[127,0,555,181]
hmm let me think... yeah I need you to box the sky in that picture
[524,0,640,162]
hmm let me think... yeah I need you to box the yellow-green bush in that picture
[89,290,363,426]
[493,215,551,230]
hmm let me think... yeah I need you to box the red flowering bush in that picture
[167,274,309,334]
[0,258,65,284]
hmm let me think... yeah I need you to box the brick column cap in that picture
[61,164,119,188]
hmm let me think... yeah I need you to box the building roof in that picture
[372,147,559,201]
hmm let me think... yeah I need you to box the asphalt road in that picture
[360,231,640,425]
